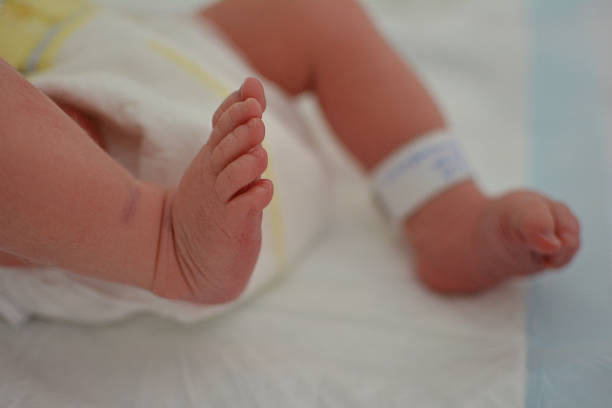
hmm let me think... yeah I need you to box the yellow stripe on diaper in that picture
[149,40,288,272]
[34,5,97,73]
[0,0,95,73]
[0,2,48,69]
[149,41,230,99]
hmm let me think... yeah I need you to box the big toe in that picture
[211,77,266,129]
[503,192,583,270]
[214,144,269,203]
[511,195,561,254]
[240,77,266,111]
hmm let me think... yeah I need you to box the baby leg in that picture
[0,58,163,288]
[0,100,103,268]
[201,0,580,292]
[0,103,100,267]
[0,59,270,303]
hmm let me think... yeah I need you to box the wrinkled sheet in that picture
[0,0,533,406]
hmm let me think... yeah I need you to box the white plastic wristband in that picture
[371,131,472,224]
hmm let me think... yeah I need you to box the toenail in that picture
[538,232,561,247]
[247,117,260,130]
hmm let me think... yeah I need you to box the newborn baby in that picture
[0,0,580,316]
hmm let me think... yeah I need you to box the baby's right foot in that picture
[152,78,273,304]
[404,182,580,293]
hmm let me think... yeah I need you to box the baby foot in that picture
[404,182,581,293]
[153,78,273,304]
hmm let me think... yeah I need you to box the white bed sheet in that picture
[0,0,529,406]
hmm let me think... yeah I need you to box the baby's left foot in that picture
[404,182,581,293]
[152,78,273,304]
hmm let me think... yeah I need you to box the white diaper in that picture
[0,7,330,324]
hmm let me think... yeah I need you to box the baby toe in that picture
[513,197,560,254]
[549,249,575,269]
[214,145,268,202]
[212,89,242,128]
[210,118,265,174]
[240,77,267,111]
[226,179,274,218]
[556,231,580,266]
[211,77,266,128]
[551,201,581,238]
[208,98,263,148]
[528,201,580,270]
[552,201,581,261]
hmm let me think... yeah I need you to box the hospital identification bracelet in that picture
[371,131,472,224]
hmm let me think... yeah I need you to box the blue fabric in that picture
[527,0,612,406]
